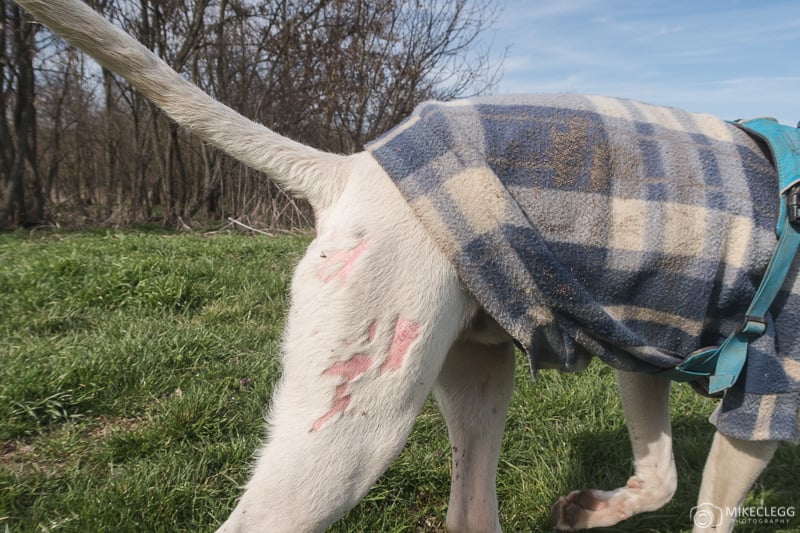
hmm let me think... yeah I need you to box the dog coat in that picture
[366,94,800,443]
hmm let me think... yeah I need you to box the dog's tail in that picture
[16,0,347,210]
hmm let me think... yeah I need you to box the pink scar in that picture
[311,384,351,432]
[316,240,368,283]
[324,353,373,381]
[311,353,373,432]
[380,317,421,373]
[311,317,422,432]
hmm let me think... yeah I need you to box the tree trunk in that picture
[1,5,41,227]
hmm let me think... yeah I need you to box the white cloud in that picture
[492,0,800,124]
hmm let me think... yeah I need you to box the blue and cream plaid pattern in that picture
[367,94,800,443]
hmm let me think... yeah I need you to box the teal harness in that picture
[662,118,800,394]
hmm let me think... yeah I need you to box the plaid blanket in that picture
[366,94,800,443]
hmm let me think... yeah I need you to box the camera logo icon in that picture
[691,503,723,528]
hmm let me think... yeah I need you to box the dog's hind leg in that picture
[691,432,778,533]
[434,339,516,533]
[552,370,677,530]
[218,162,474,532]
[217,268,467,532]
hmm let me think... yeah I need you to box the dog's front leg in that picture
[692,431,778,533]
[434,339,516,533]
[552,370,677,530]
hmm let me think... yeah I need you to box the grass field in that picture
[0,230,797,533]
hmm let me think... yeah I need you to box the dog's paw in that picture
[550,489,630,531]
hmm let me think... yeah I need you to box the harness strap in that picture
[661,118,800,394]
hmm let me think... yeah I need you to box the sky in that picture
[491,0,799,125]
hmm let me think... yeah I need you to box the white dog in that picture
[16,1,798,532]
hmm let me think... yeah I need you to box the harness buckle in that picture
[737,315,767,339]
[788,184,800,224]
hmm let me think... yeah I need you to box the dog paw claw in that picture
[552,490,597,531]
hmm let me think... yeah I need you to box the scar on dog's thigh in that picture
[311,383,352,432]
[325,353,373,381]
[316,240,369,283]
[380,317,421,373]
[311,353,373,432]
[310,317,421,432]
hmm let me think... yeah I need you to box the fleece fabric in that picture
[366,94,800,443]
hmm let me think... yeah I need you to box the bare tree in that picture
[1,2,44,227]
[8,0,504,228]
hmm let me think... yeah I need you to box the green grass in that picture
[0,230,797,532]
